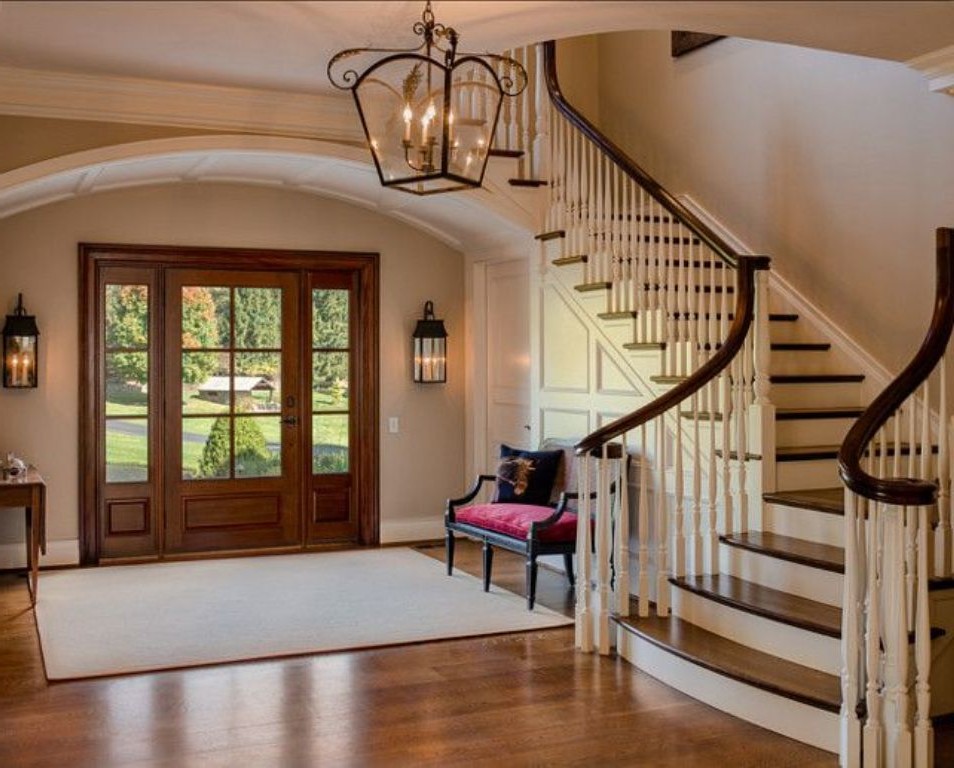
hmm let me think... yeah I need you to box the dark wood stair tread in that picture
[714,449,763,461]
[616,611,840,712]
[508,178,547,187]
[488,148,524,158]
[624,341,666,351]
[598,310,639,320]
[574,282,611,292]
[535,229,566,241]
[763,487,845,515]
[553,255,587,266]
[776,442,937,462]
[670,312,798,322]
[721,531,844,573]
[771,342,831,351]
[670,574,842,637]
[776,407,865,420]
[771,374,864,383]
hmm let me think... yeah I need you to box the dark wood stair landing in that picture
[616,609,840,713]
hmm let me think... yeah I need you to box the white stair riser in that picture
[617,628,839,754]
[763,502,845,548]
[776,417,855,447]
[771,382,862,409]
[770,350,837,375]
[777,457,841,490]
[720,544,842,608]
[671,585,841,674]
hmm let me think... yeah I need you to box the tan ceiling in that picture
[0,1,951,95]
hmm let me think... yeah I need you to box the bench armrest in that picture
[445,475,497,522]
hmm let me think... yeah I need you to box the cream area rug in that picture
[34,547,571,680]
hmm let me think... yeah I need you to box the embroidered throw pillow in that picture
[494,444,564,506]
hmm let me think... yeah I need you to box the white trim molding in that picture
[907,44,954,95]
[0,64,366,141]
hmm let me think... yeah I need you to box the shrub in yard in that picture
[198,417,274,478]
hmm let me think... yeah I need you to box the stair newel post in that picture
[840,489,863,768]
[596,445,612,654]
[638,423,651,616]
[575,453,593,652]
[862,493,884,767]
[655,417,671,616]
[914,501,934,768]
[937,357,951,576]
[616,434,631,617]
[751,267,776,494]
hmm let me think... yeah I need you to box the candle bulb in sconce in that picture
[403,104,412,143]
[10,354,17,387]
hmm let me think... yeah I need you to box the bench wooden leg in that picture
[563,553,576,587]
[482,541,494,592]
[445,530,455,576]
[526,555,538,610]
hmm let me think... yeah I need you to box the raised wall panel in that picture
[596,343,640,396]
[541,408,590,440]
[313,489,350,523]
[184,494,281,530]
[106,498,150,536]
[541,286,589,392]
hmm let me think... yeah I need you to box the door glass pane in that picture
[105,285,148,349]
[235,352,281,414]
[182,286,229,349]
[106,419,148,483]
[105,352,148,416]
[184,416,230,480]
[182,351,230,414]
[104,283,149,484]
[312,289,349,348]
[313,414,349,474]
[234,416,281,478]
[234,288,281,349]
[312,352,349,411]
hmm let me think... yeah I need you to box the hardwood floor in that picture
[0,542,848,767]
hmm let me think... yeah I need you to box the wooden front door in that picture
[163,269,301,554]
[80,245,379,564]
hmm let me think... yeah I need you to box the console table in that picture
[0,468,46,604]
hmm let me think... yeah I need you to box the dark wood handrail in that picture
[838,228,954,506]
[575,255,770,454]
[542,40,740,269]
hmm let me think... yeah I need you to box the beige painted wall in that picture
[592,31,954,375]
[0,182,466,552]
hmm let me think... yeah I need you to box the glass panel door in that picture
[164,270,301,554]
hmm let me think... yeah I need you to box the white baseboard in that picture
[0,538,79,569]
[380,518,445,544]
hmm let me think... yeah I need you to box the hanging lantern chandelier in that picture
[327,1,527,195]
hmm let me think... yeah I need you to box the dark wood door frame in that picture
[79,243,380,565]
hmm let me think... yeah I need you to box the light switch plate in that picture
[388,417,400,434]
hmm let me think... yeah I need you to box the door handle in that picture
[282,416,298,426]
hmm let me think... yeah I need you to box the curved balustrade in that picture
[835,228,954,768]
[537,40,775,654]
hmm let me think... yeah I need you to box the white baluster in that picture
[937,357,951,576]
[751,269,776,496]
[862,495,883,766]
[636,187,648,343]
[915,502,934,768]
[638,423,650,616]
[883,502,913,768]
[655,418,670,616]
[532,44,547,181]
[673,407,686,578]
[596,447,612,655]
[575,453,593,652]
[616,435,631,617]
[840,489,862,768]
[519,47,532,177]
[721,368,734,539]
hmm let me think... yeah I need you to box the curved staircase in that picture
[517,39,954,766]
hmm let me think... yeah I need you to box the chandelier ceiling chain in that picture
[327,0,527,195]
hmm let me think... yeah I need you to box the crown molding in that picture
[0,65,367,141]
[907,43,954,96]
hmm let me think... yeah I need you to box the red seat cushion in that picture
[455,503,577,543]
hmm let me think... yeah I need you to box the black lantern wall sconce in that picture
[3,293,39,389]
[412,301,447,383]
[327,0,527,195]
